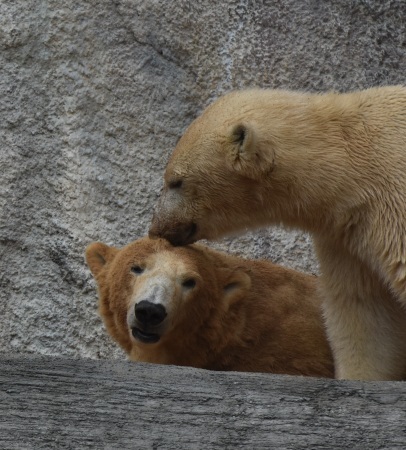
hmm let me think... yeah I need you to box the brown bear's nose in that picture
[135,301,167,326]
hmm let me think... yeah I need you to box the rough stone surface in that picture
[1,0,405,359]
[0,355,405,449]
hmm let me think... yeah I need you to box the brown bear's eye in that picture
[168,179,183,189]
[131,265,144,275]
[182,278,196,289]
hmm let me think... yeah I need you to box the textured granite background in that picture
[1,0,405,359]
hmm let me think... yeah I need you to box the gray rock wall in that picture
[1,0,405,359]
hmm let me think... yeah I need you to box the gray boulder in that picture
[1,0,405,359]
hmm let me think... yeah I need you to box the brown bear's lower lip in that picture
[132,327,160,344]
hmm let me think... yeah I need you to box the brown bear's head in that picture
[85,237,250,350]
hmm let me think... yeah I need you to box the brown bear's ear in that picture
[85,242,119,277]
[220,267,251,305]
[228,123,274,178]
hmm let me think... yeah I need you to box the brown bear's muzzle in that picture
[131,300,168,344]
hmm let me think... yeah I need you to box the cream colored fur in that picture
[150,86,406,381]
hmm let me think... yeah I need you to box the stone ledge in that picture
[0,355,404,449]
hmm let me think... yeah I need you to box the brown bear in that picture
[149,87,406,381]
[85,237,334,377]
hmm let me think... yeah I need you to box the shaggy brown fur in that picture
[149,87,406,380]
[86,237,333,377]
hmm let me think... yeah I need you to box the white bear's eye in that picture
[182,278,196,289]
[168,179,183,189]
[131,265,144,275]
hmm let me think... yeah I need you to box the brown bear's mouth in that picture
[131,327,161,344]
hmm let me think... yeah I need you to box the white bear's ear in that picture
[228,123,274,178]
[220,267,251,305]
[230,123,255,154]
[85,242,119,277]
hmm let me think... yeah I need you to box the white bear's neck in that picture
[256,88,406,234]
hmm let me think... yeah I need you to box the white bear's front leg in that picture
[322,290,406,380]
[315,238,406,381]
